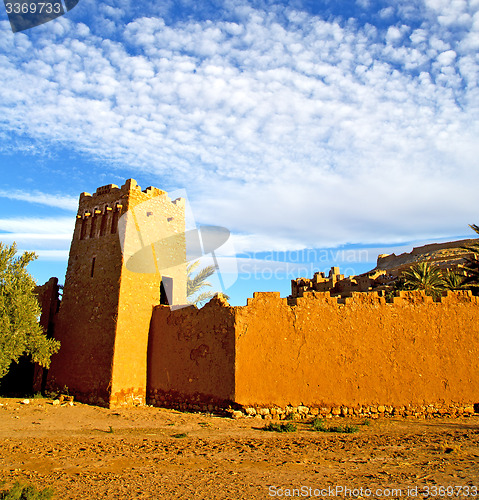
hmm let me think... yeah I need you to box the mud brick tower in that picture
[46,179,186,407]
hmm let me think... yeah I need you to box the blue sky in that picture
[0,0,478,305]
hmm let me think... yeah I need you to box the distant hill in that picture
[371,238,479,276]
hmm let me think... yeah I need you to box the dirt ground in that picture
[0,397,478,499]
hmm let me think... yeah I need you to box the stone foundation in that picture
[146,390,479,420]
[225,403,479,420]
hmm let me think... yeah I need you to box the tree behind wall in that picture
[0,242,60,381]
[186,260,216,306]
[400,261,446,299]
[461,224,479,292]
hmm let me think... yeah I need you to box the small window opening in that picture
[80,218,87,240]
[90,215,97,238]
[111,211,119,234]
[90,257,96,278]
[99,211,108,236]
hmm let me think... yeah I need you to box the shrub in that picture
[312,418,326,431]
[311,418,359,433]
[0,481,54,500]
[263,422,297,433]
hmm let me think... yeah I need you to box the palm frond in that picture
[186,260,200,275]
[469,224,479,236]
[186,260,218,304]
[459,224,479,291]
[460,224,479,253]
[188,291,216,306]
[401,261,446,297]
[442,268,466,290]
[187,264,216,297]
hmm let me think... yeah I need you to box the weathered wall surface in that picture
[147,295,236,408]
[110,182,186,406]
[47,179,186,407]
[234,291,479,408]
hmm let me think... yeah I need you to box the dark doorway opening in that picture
[160,276,173,306]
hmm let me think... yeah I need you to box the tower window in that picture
[111,211,119,234]
[99,211,108,236]
[90,215,97,238]
[80,218,87,240]
[90,257,96,278]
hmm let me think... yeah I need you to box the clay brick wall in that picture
[34,277,60,335]
[146,290,479,412]
[147,295,236,409]
[111,182,186,406]
[41,180,479,412]
[234,290,479,408]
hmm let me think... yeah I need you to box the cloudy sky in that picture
[0,0,478,304]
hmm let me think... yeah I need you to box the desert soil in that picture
[0,397,478,499]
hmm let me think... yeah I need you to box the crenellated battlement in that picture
[78,179,171,207]
[74,179,184,241]
[193,289,479,311]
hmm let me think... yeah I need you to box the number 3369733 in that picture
[5,2,62,14]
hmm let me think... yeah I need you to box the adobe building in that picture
[39,180,479,418]
[43,179,186,406]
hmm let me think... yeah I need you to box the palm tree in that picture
[401,261,446,298]
[187,260,217,306]
[461,224,479,292]
[442,268,466,290]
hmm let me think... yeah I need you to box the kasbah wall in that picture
[39,180,479,419]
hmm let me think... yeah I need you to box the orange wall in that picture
[234,291,479,407]
[110,184,186,405]
[147,295,236,405]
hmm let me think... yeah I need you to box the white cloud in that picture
[0,1,478,254]
[379,7,395,19]
[356,0,371,9]
[25,250,69,260]
[0,217,73,259]
[0,217,74,234]
[0,190,77,211]
[437,49,457,65]
[386,26,403,43]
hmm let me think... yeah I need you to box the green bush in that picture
[312,417,326,431]
[311,418,359,433]
[0,481,54,500]
[263,422,297,433]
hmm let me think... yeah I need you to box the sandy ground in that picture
[0,397,478,499]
